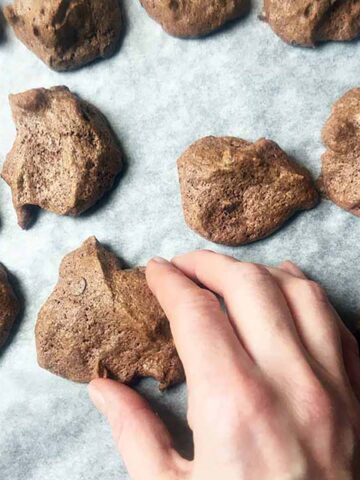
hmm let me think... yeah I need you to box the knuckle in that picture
[229,262,270,282]
[206,377,275,423]
[299,279,327,303]
[194,376,276,440]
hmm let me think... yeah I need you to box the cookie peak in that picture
[140,0,249,37]
[36,239,184,389]
[264,0,360,47]
[178,135,318,246]
[3,86,123,229]
[320,88,360,216]
[4,0,123,71]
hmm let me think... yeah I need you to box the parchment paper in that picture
[1,1,360,478]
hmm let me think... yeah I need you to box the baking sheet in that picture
[1,1,360,478]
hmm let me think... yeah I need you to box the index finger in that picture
[146,257,254,392]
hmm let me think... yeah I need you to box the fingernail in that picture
[89,383,106,415]
[151,256,169,264]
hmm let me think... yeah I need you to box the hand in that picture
[89,251,360,480]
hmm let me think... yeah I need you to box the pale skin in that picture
[89,251,360,480]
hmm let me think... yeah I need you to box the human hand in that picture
[89,251,360,480]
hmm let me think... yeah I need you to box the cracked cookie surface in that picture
[35,237,184,389]
[263,0,360,47]
[4,0,123,71]
[178,136,318,245]
[140,0,249,37]
[2,86,123,229]
[320,88,360,216]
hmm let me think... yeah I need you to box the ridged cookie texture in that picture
[140,0,249,37]
[2,86,123,229]
[320,88,360,216]
[4,0,123,71]
[35,237,184,390]
[0,265,20,349]
[263,0,360,47]
[177,136,318,246]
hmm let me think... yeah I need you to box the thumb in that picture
[89,379,187,480]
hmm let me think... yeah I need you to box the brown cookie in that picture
[320,88,360,216]
[140,0,249,37]
[35,237,184,390]
[0,265,20,349]
[4,0,123,71]
[263,1,360,47]
[177,136,318,246]
[2,86,123,229]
